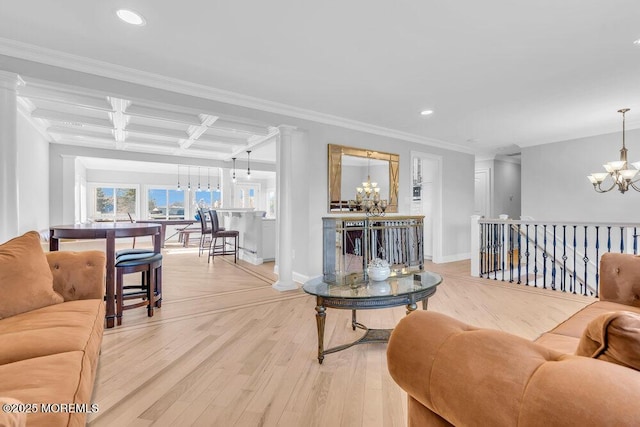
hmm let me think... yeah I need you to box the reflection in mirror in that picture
[328,144,399,213]
[340,156,389,203]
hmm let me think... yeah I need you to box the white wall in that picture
[16,112,49,234]
[522,128,640,222]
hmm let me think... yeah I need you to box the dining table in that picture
[49,222,161,328]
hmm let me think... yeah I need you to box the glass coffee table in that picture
[303,271,442,363]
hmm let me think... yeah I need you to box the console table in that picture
[322,216,424,282]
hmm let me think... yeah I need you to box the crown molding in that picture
[16,97,53,142]
[0,37,474,154]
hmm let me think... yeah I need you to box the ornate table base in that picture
[314,296,431,364]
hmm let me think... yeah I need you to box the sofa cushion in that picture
[0,300,104,366]
[533,301,640,354]
[0,352,98,427]
[575,311,640,370]
[544,300,640,339]
[0,231,63,319]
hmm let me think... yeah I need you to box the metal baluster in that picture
[595,226,600,298]
[572,225,577,294]
[480,224,487,277]
[517,224,522,284]
[620,226,624,253]
[542,224,547,289]
[493,224,498,280]
[552,224,557,291]
[484,222,489,279]
[501,223,505,282]
[525,224,530,286]
[583,225,589,296]
[562,225,567,292]
[533,224,538,287]
[509,224,514,283]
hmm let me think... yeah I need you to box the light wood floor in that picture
[52,240,594,427]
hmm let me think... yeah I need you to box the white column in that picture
[0,72,23,243]
[273,125,298,291]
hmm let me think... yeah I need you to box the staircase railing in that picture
[470,216,640,297]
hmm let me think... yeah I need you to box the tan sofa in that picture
[0,232,105,427]
[387,252,640,427]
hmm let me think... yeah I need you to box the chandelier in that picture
[349,151,388,216]
[588,108,640,193]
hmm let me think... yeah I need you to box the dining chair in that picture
[198,208,213,256]
[207,210,239,263]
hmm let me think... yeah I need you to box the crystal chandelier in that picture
[350,151,388,216]
[588,108,640,193]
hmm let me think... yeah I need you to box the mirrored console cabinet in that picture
[322,216,424,283]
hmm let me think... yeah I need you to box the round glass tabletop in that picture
[303,270,442,300]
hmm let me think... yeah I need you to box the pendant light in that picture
[207,167,211,191]
[232,157,237,183]
[246,150,252,179]
[187,166,191,191]
[216,168,221,192]
[197,167,201,190]
[177,165,182,191]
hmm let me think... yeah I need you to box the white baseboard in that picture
[271,264,308,289]
[292,271,310,284]
[434,252,471,264]
[239,250,263,265]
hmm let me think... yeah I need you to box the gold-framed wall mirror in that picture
[328,144,399,213]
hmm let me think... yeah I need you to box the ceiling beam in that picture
[126,104,202,126]
[210,118,270,136]
[126,123,189,140]
[109,97,130,149]
[31,108,113,129]
[47,125,113,140]
[18,85,112,111]
[181,114,218,150]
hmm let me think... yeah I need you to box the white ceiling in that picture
[2,1,640,155]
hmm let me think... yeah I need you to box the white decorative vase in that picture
[367,266,391,281]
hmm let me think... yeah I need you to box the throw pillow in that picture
[576,311,640,370]
[0,231,63,319]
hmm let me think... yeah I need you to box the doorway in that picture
[411,152,442,262]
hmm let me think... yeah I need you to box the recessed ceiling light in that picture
[420,110,434,116]
[116,9,146,26]
[634,38,640,45]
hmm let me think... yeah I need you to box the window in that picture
[194,189,222,210]
[148,188,185,219]
[90,186,138,221]
[236,183,260,209]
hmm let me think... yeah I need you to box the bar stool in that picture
[115,253,162,325]
[208,210,239,263]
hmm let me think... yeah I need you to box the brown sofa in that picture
[0,232,105,427]
[387,252,640,427]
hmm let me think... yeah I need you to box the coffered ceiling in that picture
[2,1,640,155]
[17,79,278,162]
